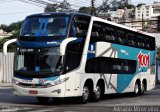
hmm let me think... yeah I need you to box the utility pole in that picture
[142,13,144,31]
[91,0,96,16]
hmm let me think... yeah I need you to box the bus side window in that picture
[70,16,90,38]
[138,40,144,48]
[144,38,150,49]
[90,22,103,42]
[85,57,136,74]
[127,32,135,46]
[105,26,116,42]
[129,39,135,46]
[117,30,126,44]
[136,34,145,48]
[149,37,155,50]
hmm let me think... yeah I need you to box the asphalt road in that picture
[0,86,160,112]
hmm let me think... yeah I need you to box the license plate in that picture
[29,90,38,94]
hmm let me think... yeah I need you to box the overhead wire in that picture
[0,0,103,14]
[0,0,17,3]
[18,0,47,7]
[0,10,43,16]
[0,0,101,9]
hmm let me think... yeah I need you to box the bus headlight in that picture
[50,77,69,86]
[12,78,19,85]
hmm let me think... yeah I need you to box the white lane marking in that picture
[28,108,57,112]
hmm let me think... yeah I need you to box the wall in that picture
[0,52,14,83]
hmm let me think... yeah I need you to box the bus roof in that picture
[26,12,91,18]
[26,12,155,38]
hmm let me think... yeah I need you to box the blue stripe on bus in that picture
[112,44,155,93]
[17,40,63,48]
[17,38,83,48]
[87,43,96,59]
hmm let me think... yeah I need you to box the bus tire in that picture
[92,84,101,102]
[132,82,140,97]
[140,83,145,95]
[79,84,90,104]
[36,97,49,103]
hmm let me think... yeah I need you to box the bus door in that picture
[64,16,90,96]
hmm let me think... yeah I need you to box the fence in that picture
[0,52,14,83]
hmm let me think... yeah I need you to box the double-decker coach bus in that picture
[3,12,156,104]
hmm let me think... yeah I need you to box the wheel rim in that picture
[83,86,89,101]
[135,83,139,94]
[95,86,101,99]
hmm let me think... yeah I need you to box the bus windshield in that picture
[14,47,63,78]
[19,16,70,41]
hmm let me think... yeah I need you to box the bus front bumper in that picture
[12,83,66,97]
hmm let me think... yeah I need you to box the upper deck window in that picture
[19,16,70,41]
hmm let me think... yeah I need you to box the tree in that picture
[97,0,110,13]
[44,0,73,12]
[0,21,23,34]
[137,3,146,7]
[78,7,92,14]
[8,21,23,31]
[58,0,72,12]
[0,21,23,51]
[117,0,134,9]
[0,24,11,33]
[97,0,134,13]
[44,3,59,12]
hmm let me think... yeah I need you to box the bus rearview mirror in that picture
[60,37,77,55]
[3,39,17,55]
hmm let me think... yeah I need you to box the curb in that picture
[0,83,11,87]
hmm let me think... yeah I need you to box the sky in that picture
[0,0,156,25]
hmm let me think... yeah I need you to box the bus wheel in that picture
[132,82,140,97]
[140,83,145,95]
[36,97,49,103]
[79,85,90,104]
[92,84,101,102]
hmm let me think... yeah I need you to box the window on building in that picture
[146,7,149,10]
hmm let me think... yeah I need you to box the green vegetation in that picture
[78,7,92,14]
[0,21,23,52]
[44,0,73,12]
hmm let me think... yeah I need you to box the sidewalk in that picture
[0,83,11,87]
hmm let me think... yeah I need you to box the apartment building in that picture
[135,2,160,20]
[135,4,153,20]
[0,29,12,39]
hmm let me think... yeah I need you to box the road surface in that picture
[0,86,160,112]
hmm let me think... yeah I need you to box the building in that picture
[135,4,153,20]
[135,2,160,20]
[152,1,160,18]
[130,2,160,30]
[0,29,12,39]
[116,9,125,19]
